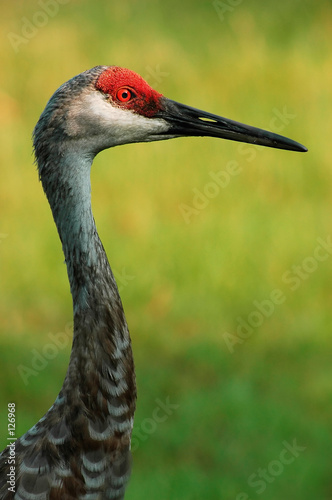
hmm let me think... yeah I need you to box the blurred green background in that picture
[0,1,331,498]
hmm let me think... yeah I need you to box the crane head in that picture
[34,65,307,162]
[89,66,307,153]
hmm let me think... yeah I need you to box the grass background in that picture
[0,1,331,498]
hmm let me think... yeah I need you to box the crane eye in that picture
[116,87,136,102]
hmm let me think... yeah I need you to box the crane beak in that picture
[157,98,307,152]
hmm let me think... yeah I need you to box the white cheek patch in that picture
[68,91,170,149]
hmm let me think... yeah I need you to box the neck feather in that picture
[40,148,118,306]
[37,147,135,408]
[41,150,103,306]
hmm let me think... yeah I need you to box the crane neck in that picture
[35,146,136,452]
[39,150,109,307]
[37,148,132,351]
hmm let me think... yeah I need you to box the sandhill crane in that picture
[0,66,307,499]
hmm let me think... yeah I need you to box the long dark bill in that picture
[158,98,307,153]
